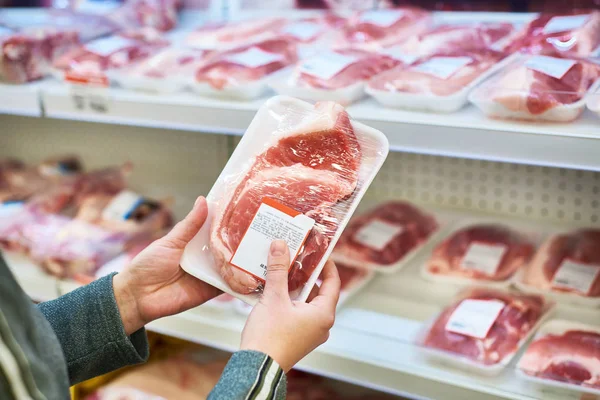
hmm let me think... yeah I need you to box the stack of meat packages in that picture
[0,0,181,84]
[0,156,172,282]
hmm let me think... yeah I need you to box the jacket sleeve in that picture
[208,351,287,400]
[37,273,149,385]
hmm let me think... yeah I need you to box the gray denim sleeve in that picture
[37,273,149,385]
[208,350,286,400]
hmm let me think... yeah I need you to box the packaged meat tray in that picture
[180,96,388,305]
[109,47,208,93]
[419,287,554,375]
[517,319,600,396]
[339,8,431,51]
[332,201,440,273]
[507,12,600,57]
[191,38,298,100]
[367,50,511,113]
[588,87,600,116]
[269,49,400,105]
[52,33,169,85]
[421,219,540,288]
[516,228,600,308]
[469,54,600,122]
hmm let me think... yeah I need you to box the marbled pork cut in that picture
[423,289,546,365]
[519,330,600,388]
[210,102,361,294]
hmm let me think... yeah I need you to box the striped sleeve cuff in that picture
[208,350,286,400]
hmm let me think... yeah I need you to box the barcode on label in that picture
[552,259,600,295]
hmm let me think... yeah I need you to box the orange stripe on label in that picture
[65,71,109,87]
[262,197,301,217]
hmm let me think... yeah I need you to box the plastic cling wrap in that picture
[181,96,388,304]
[469,54,600,122]
[419,287,553,375]
[517,320,600,396]
[332,201,439,272]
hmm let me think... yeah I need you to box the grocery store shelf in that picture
[7,227,600,400]
[0,82,42,117]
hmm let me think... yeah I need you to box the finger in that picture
[263,240,291,300]
[310,260,341,312]
[161,196,208,248]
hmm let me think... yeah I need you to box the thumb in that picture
[263,240,290,300]
[161,196,208,249]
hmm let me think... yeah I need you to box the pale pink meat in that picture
[519,330,600,388]
[186,18,287,49]
[120,47,207,79]
[427,224,534,281]
[210,102,361,294]
[423,289,547,365]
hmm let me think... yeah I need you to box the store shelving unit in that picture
[0,82,43,117]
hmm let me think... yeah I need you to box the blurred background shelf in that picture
[0,82,43,117]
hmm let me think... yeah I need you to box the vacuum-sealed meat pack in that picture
[419,288,553,375]
[181,96,388,304]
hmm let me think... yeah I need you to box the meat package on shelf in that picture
[517,228,600,307]
[180,96,388,305]
[0,156,172,281]
[332,201,440,273]
[421,220,541,288]
[269,49,401,105]
[419,288,554,376]
[517,319,600,396]
[469,54,600,122]
[190,38,298,100]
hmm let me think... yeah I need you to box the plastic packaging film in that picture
[181,96,389,305]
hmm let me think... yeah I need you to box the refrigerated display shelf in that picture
[5,230,599,400]
[0,82,43,117]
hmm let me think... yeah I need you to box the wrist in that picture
[113,272,145,335]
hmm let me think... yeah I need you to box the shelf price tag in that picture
[69,84,111,114]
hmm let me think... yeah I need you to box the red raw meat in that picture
[368,49,505,96]
[397,22,515,57]
[334,201,438,267]
[472,56,600,117]
[186,18,287,50]
[423,289,547,365]
[195,38,297,90]
[210,102,361,294]
[522,229,600,296]
[336,262,370,291]
[341,7,431,50]
[291,49,400,90]
[519,329,600,388]
[427,224,534,281]
[508,12,600,57]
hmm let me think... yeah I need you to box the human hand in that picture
[240,240,341,372]
[113,196,221,335]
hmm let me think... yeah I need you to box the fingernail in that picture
[270,240,286,256]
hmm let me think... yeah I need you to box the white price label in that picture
[413,56,473,79]
[353,219,404,251]
[379,46,419,64]
[460,242,507,276]
[85,36,136,56]
[224,47,284,68]
[102,190,143,221]
[282,22,322,41]
[446,299,505,339]
[543,15,590,35]
[526,55,576,80]
[552,259,600,295]
[299,52,359,80]
[359,10,404,27]
[230,198,315,281]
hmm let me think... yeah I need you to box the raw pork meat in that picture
[340,7,431,50]
[521,229,600,297]
[334,201,438,267]
[397,23,515,57]
[210,102,361,294]
[186,18,287,50]
[368,50,505,96]
[508,12,600,57]
[113,0,181,32]
[519,329,600,388]
[117,47,207,80]
[426,224,535,282]
[470,56,600,118]
[290,49,400,90]
[423,288,548,365]
[195,38,298,90]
